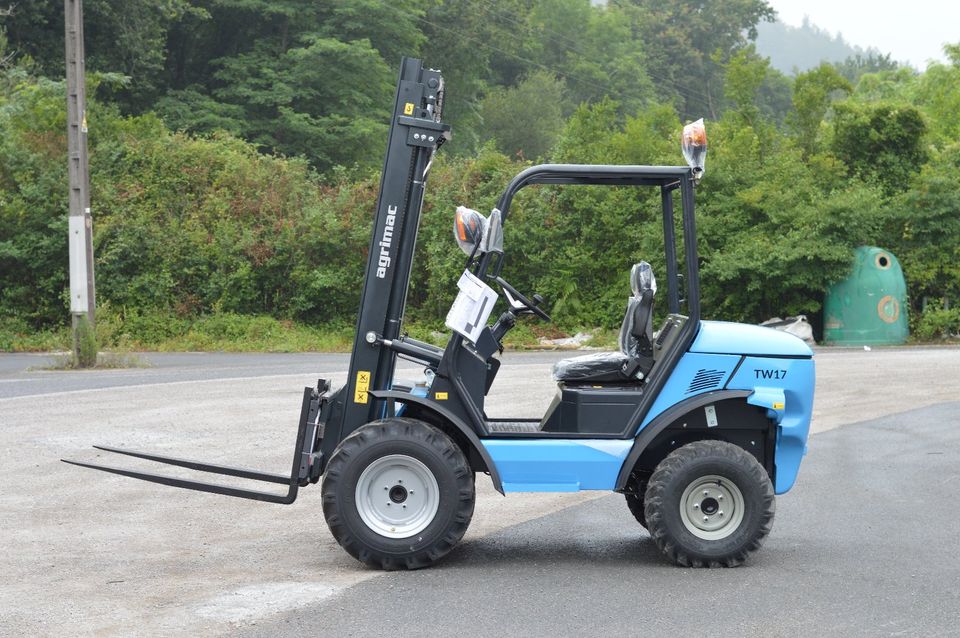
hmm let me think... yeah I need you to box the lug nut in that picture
[703,516,709,522]
[693,503,699,509]
[719,511,724,517]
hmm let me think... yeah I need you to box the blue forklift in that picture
[65,58,815,569]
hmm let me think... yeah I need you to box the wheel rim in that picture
[355,454,440,539]
[679,474,745,541]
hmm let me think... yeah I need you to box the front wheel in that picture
[644,440,775,567]
[321,418,475,570]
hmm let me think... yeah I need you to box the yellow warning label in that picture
[435,391,448,400]
[403,102,415,115]
[773,401,785,410]
[354,370,371,404]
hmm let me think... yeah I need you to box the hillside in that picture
[756,18,885,74]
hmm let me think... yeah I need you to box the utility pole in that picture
[65,0,96,364]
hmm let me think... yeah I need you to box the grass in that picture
[1,311,614,354]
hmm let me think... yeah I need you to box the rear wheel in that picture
[644,440,775,567]
[322,418,474,570]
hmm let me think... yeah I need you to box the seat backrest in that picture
[618,262,655,358]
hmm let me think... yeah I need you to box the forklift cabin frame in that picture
[354,165,705,491]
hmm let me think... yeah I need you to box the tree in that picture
[0,0,196,110]
[478,71,566,160]
[834,52,899,83]
[623,0,775,119]
[831,102,927,195]
[723,46,769,129]
[155,0,425,170]
[886,146,960,311]
[909,44,960,145]
[789,64,851,157]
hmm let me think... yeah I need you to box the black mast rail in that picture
[319,57,449,464]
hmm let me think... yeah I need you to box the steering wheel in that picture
[494,276,551,321]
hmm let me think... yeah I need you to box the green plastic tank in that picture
[823,246,909,345]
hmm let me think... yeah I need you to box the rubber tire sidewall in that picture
[645,440,774,567]
[322,419,474,569]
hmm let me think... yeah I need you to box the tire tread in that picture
[644,440,775,568]
[321,418,474,570]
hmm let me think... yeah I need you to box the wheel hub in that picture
[355,454,439,539]
[679,475,745,541]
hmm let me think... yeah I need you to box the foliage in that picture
[74,314,97,367]
[909,57,960,144]
[3,12,960,347]
[0,0,197,110]
[1,0,771,162]
[789,64,851,157]
[626,0,774,119]
[885,147,960,310]
[913,303,960,341]
[0,70,72,324]
[696,118,887,321]
[478,71,566,160]
[834,52,900,83]
[831,101,927,194]
[723,47,772,129]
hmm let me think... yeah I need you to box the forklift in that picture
[65,58,815,569]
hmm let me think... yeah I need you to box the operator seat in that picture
[552,262,656,383]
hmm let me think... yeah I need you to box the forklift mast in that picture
[323,58,450,454]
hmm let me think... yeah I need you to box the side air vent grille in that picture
[686,369,725,394]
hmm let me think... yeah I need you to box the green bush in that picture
[913,304,960,341]
[3,54,960,349]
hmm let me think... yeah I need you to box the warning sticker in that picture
[354,370,371,404]
[403,102,415,115]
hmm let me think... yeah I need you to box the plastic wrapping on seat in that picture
[554,261,657,384]
[552,351,629,382]
[630,261,656,297]
[618,296,640,356]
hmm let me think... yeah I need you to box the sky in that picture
[766,0,959,69]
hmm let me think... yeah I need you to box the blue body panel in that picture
[479,322,815,496]
[691,320,814,357]
[636,351,742,430]
[727,356,815,494]
[481,439,633,492]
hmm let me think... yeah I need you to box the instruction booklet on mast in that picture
[445,270,498,344]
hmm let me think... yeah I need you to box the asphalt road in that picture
[2,348,959,636]
[0,351,563,399]
[246,401,960,638]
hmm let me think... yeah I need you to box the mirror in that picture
[453,206,487,256]
[481,208,504,254]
